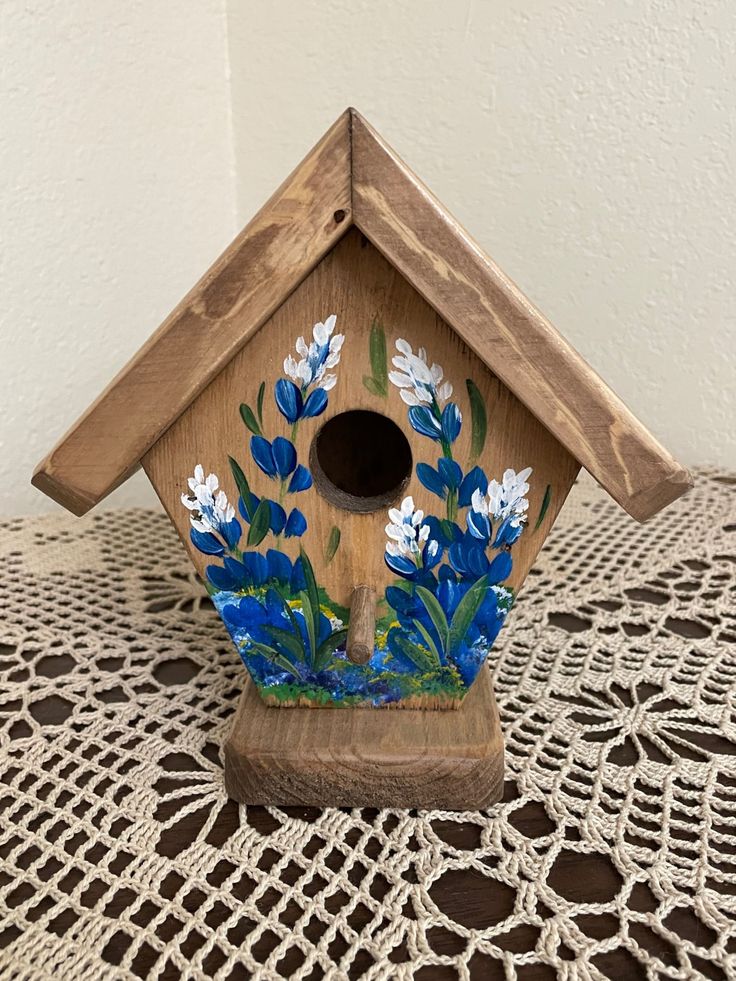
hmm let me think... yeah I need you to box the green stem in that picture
[446,489,458,523]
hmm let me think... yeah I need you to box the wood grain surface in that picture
[32,111,352,515]
[350,109,692,522]
[346,586,376,665]
[143,229,581,608]
[224,666,504,809]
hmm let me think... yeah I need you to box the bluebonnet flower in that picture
[277,314,345,423]
[181,465,241,552]
[384,496,440,578]
[468,467,532,546]
[417,458,463,499]
[237,487,307,540]
[250,436,298,479]
[390,340,462,445]
[207,548,306,593]
[274,380,328,425]
[389,339,453,406]
[448,540,513,582]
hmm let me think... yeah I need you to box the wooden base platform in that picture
[223,668,504,809]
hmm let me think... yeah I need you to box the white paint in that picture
[4,1,734,516]
[1,2,236,514]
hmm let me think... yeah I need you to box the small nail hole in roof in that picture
[310,410,412,513]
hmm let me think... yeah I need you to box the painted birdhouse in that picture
[33,109,691,808]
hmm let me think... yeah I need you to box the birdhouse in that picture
[33,109,691,810]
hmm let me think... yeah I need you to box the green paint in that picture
[362,318,388,396]
[466,378,487,461]
[247,499,271,546]
[256,381,265,429]
[239,402,262,436]
[325,525,341,564]
[535,484,552,530]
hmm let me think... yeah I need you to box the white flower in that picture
[181,466,235,534]
[385,496,431,558]
[388,339,453,406]
[283,314,344,389]
[474,467,533,528]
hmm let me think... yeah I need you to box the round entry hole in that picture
[310,410,412,513]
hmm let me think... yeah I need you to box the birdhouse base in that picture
[223,667,503,810]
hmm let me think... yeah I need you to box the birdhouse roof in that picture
[33,108,691,522]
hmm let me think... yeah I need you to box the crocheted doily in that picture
[1,473,734,980]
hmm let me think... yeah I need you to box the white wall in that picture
[1,1,236,514]
[228,0,736,475]
[4,1,734,516]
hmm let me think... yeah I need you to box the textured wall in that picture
[2,2,236,514]
[228,0,736,474]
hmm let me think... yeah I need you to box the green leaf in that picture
[369,319,388,394]
[260,625,307,664]
[229,455,257,517]
[248,641,302,681]
[449,574,488,654]
[314,627,348,672]
[439,519,457,542]
[300,547,322,643]
[535,484,552,530]
[412,619,443,667]
[239,402,262,436]
[325,525,341,564]
[270,589,304,641]
[256,381,265,429]
[362,375,383,397]
[247,499,271,546]
[414,585,450,656]
[299,590,317,667]
[466,379,487,461]
[389,631,437,673]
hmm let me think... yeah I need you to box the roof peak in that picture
[33,107,690,520]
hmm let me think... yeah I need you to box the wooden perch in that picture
[346,586,376,664]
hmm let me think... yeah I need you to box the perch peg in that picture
[346,585,376,664]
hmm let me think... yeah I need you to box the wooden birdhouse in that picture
[33,109,691,810]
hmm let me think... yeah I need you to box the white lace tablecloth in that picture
[0,474,734,980]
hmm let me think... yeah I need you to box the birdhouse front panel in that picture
[143,229,580,708]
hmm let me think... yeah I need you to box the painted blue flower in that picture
[425,516,464,549]
[467,507,491,542]
[238,490,260,523]
[272,437,297,478]
[221,593,271,630]
[283,315,344,392]
[250,436,277,477]
[275,379,330,423]
[302,388,328,418]
[287,464,312,493]
[182,465,242,552]
[448,537,513,583]
[250,436,299,479]
[408,405,443,441]
[417,458,463,499]
[384,496,440,580]
[267,501,287,535]
[190,528,225,556]
[458,466,488,507]
[493,514,524,548]
[285,508,307,537]
[274,379,303,424]
[441,403,462,444]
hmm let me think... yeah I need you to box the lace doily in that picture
[1,473,734,980]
